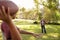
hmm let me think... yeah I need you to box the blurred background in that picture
[0,0,60,40]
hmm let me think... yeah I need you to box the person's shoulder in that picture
[1,22,5,24]
[1,22,7,27]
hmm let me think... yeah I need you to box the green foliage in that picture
[20,7,26,12]
[17,0,60,22]
[41,0,59,23]
[33,0,41,20]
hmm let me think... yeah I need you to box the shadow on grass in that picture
[21,34,36,40]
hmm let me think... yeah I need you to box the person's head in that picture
[0,1,19,19]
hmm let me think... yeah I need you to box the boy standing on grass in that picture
[0,6,43,40]
[40,18,46,34]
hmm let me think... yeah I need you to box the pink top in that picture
[1,22,11,40]
[1,22,19,40]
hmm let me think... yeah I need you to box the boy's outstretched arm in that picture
[0,6,22,40]
[17,28,43,38]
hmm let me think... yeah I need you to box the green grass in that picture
[17,24,60,40]
[0,20,60,40]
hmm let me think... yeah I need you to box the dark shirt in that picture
[40,19,45,26]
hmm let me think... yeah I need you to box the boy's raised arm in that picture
[0,6,22,40]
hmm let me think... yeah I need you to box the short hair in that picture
[0,1,18,16]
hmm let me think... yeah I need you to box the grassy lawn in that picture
[0,20,60,40]
[16,24,60,40]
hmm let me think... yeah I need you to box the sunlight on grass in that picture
[0,20,60,40]
[46,25,58,31]
[42,35,48,39]
[29,37,35,40]
[47,33,59,38]
[16,25,40,29]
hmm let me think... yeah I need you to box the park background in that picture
[0,0,60,40]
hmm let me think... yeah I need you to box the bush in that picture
[33,21,38,24]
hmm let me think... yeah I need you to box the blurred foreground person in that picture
[0,2,43,40]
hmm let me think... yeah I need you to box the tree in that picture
[33,0,41,20]
[42,0,59,23]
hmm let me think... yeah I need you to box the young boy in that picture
[40,18,46,33]
[0,6,42,40]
